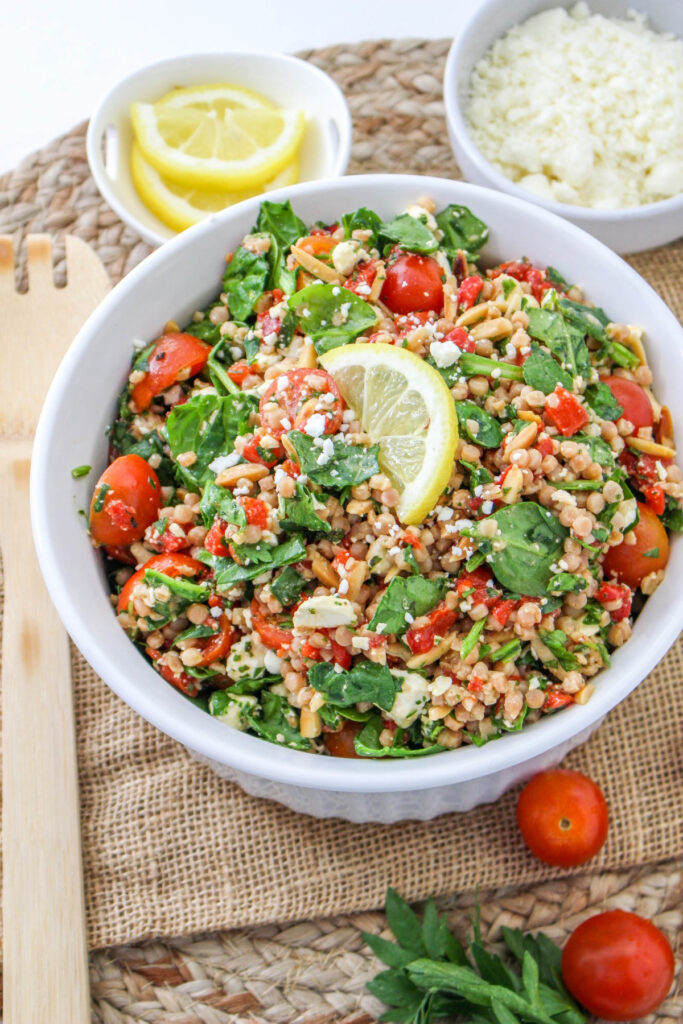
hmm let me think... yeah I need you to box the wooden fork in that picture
[0,235,110,1022]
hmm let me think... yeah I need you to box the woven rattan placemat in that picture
[1,36,681,1023]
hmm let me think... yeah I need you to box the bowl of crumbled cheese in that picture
[444,0,683,253]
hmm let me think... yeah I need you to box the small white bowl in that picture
[86,52,352,246]
[31,174,683,823]
[444,0,683,254]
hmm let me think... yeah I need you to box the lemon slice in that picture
[130,83,306,190]
[131,144,299,232]
[320,343,458,525]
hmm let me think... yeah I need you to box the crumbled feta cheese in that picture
[209,451,241,473]
[331,240,360,276]
[481,500,494,514]
[385,670,430,728]
[430,339,463,368]
[304,413,327,437]
[437,506,455,521]
[453,518,474,530]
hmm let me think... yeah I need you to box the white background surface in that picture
[2,0,485,173]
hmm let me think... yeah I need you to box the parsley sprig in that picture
[363,889,586,1024]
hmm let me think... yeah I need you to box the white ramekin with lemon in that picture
[86,52,352,245]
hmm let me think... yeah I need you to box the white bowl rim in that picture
[31,172,683,794]
[85,50,353,246]
[443,2,683,222]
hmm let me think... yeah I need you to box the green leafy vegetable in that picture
[490,639,521,663]
[458,353,524,381]
[183,306,223,344]
[199,535,307,589]
[569,433,615,468]
[527,308,591,380]
[522,343,573,395]
[165,392,256,491]
[379,213,438,254]
[287,430,380,489]
[279,481,332,534]
[92,483,111,513]
[288,283,377,355]
[342,206,382,247]
[470,502,568,598]
[368,576,447,636]
[539,629,580,670]
[309,659,399,712]
[254,199,307,250]
[456,400,504,448]
[354,716,442,759]
[270,565,307,607]
[435,204,488,261]
[662,497,683,532]
[245,691,312,751]
[222,245,270,321]
[548,572,587,594]
[557,297,609,342]
[198,481,247,529]
[546,266,569,288]
[584,381,623,421]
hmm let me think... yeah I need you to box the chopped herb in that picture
[460,618,486,660]
[92,482,111,513]
[71,464,91,479]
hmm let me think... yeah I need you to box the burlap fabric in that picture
[1,39,682,968]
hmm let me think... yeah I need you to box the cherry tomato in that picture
[343,260,377,296]
[602,502,669,589]
[561,910,674,1020]
[205,518,231,557]
[603,376,653,430]
[242,430,285,468]
[381,250,444,315]
[90,454,160,547]
[131,333,211,411]
[516,769,608,867]
[250,599,294,652]
[259,368,343,438]
[117,552,205,613]
[323,719,364,758]
[149,651,202,697]
[192,613,237,667]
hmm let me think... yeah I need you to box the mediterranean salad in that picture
[87,197,682,758]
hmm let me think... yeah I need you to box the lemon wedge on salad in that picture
[130,144,299,232]
[320,343,458,525]
[130,83,306,190]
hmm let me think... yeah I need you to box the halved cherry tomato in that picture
[457,275,483,311]
[561,910,674,1020]
[406,603,457,654]
[250,599,294,652]
[131,333,211,411]
[192,613,237,667]
[148,649,202,697]
[343,260,377,296]
[227,361,253,385]
[381,250,444,315]
[544,386,589,437]
[117,552,205,613]
[603,375,653,430]
[90,454,160,547]
[103,544,137,565]
[239,496,270,529]
[205,518,231,557]
[489,260,559,304]
[602,502,669,589]
[517,768,609,867]
[595,582,632,622]
[259,367,343,437]
[323,719,364,758]
[242,430,285,468]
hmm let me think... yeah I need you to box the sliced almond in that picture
[656,405,675,449]
[625,435,676,459]
[290,244,343,285]
[215,463,269,487]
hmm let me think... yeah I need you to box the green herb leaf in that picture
[379,214,439,254]
[309,659,399,712]
[490,639,521,663]
[270,565,306,606]
[584,381,623,421]
[222,245,270,321]
[527,308,591,380]
[71,464,91,479]
[470,503,568,598]
[458,353,524,381]
[199,534,307,588]
[539,629,580,670]
[460,618,486,660]
[165,392,256,491]
[368,576,447,636]
[279,481,332,535]
[569,432,615,468]
[288,283,378,355]
[245,691,312,750]
[354,715,442,759]
[557,297,609,342]
[456,400,504,448]
[144,568,207,603]
[548,572,586,594]
[287,430,380,489]
[92,482,111,513]
[254,199,307,250]
[522,343,573,395]
[342,206,383,247]
[435,204,489,261]
[198,481,247,528]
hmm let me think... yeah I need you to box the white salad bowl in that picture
[86,51,352,247]
[31,174,683,823]
[444,0,683,254]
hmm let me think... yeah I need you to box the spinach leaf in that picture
[546,266,569,288]
[460,460,494,492]
[182,309,223,344]
[558,297,609,342]
[288,283,377,355]
[245,691,312,751]
[527,308,591,380]
[435,204,489,260]
[270,565,307,606]
[287,431,380,488]
[254,199,306,250]
[278,481,332,534]
[522,342,573,395]
[354,715,442,758]
[470,502,567,597]
[222,245,270,321]
[309,659,399,712]
[199,534,307,588]
[584,381,623,420]
[204,336,241,396]
[165,392,256,491]
[662,497,683,532]
[368,576,447,636]
[379,213,438,254]
[539,629,580,670]
[342,206,382,247]
[108,421,176,485]
[569,432,615,468]
[456,400,503,448]
[198,481,247,528]
[548,572,587,594]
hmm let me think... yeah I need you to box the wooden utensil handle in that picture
[0,442,89,1023]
